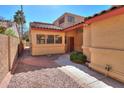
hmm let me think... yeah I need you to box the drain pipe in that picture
[104,64,112,76]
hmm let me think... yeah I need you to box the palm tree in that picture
[14,5,26,39]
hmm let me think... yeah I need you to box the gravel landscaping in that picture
[7,49,82,88]
[8,67,82,88]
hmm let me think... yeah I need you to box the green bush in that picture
[70,51,87,64]
[4,28,16,37]
[0,25,18,37]
[0,26,6,34]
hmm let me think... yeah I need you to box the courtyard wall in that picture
[0,34,19,83]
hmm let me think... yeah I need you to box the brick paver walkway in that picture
[12,48,60,74]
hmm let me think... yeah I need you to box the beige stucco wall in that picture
[91,14,124,49]
[0,34,19,83]
[9,36,19,69]
[76,30,83,52]
[83,25,91,61]
[90,48,124,82]
[0,34,9,83]
[65,29,83,52]
[84,13,124,83]
[31,30,65,56]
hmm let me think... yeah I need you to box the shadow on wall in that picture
[0,34,20,83]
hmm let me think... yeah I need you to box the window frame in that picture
[36,34,45,44]
[46,35,54,44]
[55,35,62,44]
[36,34,63,45]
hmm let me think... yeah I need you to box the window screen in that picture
[47,35,54,44]
[55,35,62,44]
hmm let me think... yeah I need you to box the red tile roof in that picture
[85,5,124,21]
[30,22,63,30]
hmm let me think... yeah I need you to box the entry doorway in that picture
[67,37,74,52]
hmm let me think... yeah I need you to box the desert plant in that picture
[4,28,17,37]
[14,7,26,39]
[70,51,87,64]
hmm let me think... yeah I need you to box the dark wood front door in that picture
[69,37,74,52]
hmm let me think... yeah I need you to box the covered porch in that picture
[64,23,84,53]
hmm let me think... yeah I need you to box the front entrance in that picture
[69,37,74,52]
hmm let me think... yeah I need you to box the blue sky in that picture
[0,5,111,29]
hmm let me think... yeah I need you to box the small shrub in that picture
[4,28,16,37]
[70,51,87,64]
[0,26,17,37]
[4,28,16,36]
[0,26,6,34]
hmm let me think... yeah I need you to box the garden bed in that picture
[70,51,87,64]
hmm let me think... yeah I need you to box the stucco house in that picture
[30,5,124,83]
[83,5,124,83]
[30,12,84,55]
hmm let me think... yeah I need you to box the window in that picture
[59,17,64,24]
[36,34,63,44]
[36,34,45,44]
[55,35,62,44]
[68,16,75,23]
[47,35,54,44]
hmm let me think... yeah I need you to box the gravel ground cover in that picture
[8,49,82,88]
[8,67,82,88]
